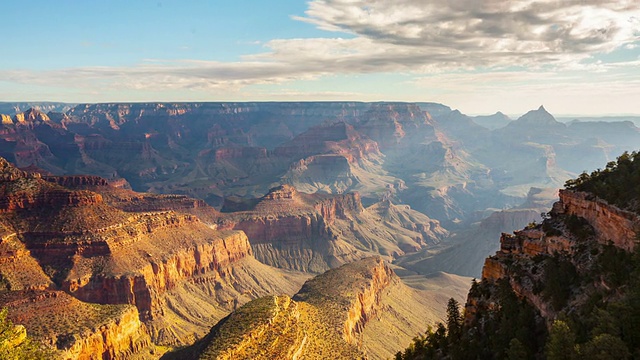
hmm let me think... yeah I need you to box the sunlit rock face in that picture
[559,189,639,251]
[170,257,469,360]
[0,156,306,353]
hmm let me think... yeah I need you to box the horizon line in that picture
[1,100,639,118]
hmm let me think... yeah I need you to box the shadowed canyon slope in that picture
[220,184,447,273]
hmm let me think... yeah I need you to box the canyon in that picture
[0,157,308,357]
[1,101,639,358]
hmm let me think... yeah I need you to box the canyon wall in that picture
[559,189,639,250]
[221,186,367,272]
[341,257,393,346]
[57,304,153,360]
[472,187,640,332]
[0,290,154,360]
[63,229,252,320]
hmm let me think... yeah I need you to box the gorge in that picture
[1,101,639,358]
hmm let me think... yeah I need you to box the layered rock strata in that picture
[170,256,466,359]
[0,156,306,356]
[0,290,154,359]
[559,189,639,250]
[221,185,444,273]
[473,187,640,327]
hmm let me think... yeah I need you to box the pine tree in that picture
[580,334,630,360]
[446,298,462,342]
[545,320,578,360]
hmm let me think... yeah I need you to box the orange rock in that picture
[560,190,640,251]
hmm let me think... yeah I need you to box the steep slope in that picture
[0,157,307,356]
[395,187,557,277]
[277,121,393,197]
[168,257,470,360]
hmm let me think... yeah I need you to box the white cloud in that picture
[296,0,640,61]
[0,0,639,100]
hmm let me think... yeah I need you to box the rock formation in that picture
[558,189,639,251]
[0,156,307,357]
[459,178,640,356]
[220,185,447,273]
[0,290,154,359]
[168,257,470,360]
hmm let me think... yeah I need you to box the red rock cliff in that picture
[560,189,639,250]
[63,228,253,320]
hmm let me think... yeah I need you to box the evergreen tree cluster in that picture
[395,152,640,359]
[395,280,545,360]
[564,151,640,213]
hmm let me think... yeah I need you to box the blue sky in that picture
[1,0,640,115]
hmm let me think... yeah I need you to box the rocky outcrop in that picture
[480,257,508,282]
[0,290,154,360]
[171,256,466,359]
[221,186,367,272]
[0,161,105,212]
[227,213,342,272]
[498,228,574,258]
[62,228,252,319]
[0,188,103,212]
[0,157,305,352]
[560,189,640,251]
[341,258,393,345]
[168,294,363,360]
[313,192,364,224]
[471,183,640,334]
[57,304,153,360]
[293,257,394,346]
[0,157,40,181]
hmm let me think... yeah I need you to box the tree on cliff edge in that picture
[446,298,463,341]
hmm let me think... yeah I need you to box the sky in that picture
[1,0,639,116]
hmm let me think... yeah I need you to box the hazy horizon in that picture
[2,100,640,119]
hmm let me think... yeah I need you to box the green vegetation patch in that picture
[565,151,640,214]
